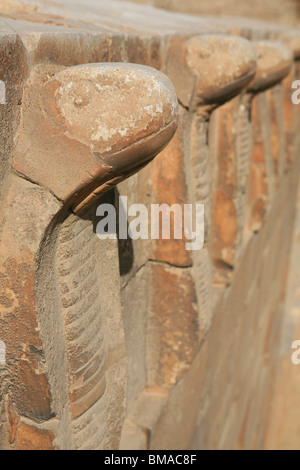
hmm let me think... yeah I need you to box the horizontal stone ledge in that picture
[1,0,300,64]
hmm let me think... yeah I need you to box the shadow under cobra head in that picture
[13,62,179,213]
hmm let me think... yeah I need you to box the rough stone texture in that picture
[0,0,299,451]
[264,188,300,450]
[117,0,300,28]
[0,11,179,449]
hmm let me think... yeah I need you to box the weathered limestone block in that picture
[0,60,178,450]
[150,106,193,268]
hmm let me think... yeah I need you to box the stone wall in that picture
[119,0,300,27]
[0,0,299,450]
